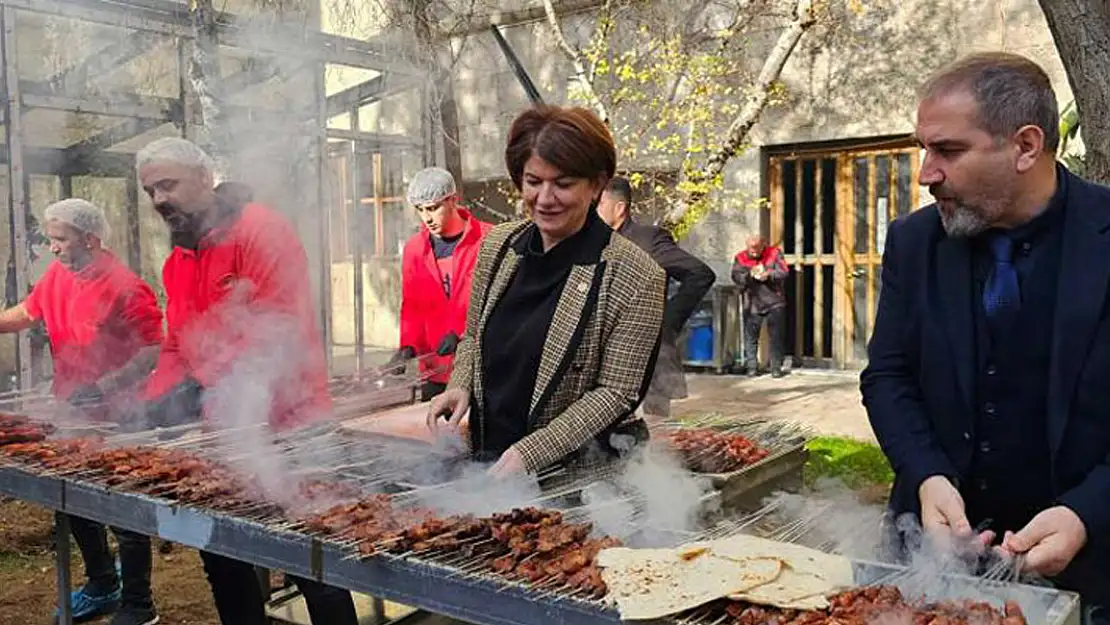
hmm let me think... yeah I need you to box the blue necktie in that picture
[983,233,1020,317]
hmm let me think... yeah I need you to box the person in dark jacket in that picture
[731,235,789,377]
[427,106,665,479]
[861,52,1110,623]
[597,176,715,418]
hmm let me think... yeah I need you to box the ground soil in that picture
[0,498,219,625]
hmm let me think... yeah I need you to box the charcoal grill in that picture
[0,458,1083,625]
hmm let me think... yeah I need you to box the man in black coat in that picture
[861,51,1110,622]
[598,177,715,418]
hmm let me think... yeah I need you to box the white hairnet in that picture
[406,167,456,207]
[44,198,110,240]
[135,137,215,174]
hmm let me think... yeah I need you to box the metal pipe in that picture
[488,25,544,105]
[349,137,366,377]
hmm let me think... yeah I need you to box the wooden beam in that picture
[326,75,423,118]
[1,5,30,388]
[793,159,803,360]
[813,159,824,360]
[866,155,877,343]
[125,174,141,273]
[64,118,166,168]
[325,128,422,148]
[0,0,424,74]
[23,92,176,121]
[42,31,162,95]
[444,0,612,37]
[0,146,132,176]
[834,155,851,367]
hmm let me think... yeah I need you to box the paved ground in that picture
[332,342,876,444]
[669,370,875,443]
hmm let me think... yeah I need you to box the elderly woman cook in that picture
[427,105,666,477]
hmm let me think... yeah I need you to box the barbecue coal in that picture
[722,586,1028,625]
[662,428,771,473]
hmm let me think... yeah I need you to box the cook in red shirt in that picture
[388,167,491,401]
[0,198,163,411]
[0,198,164,623]
[134,137,358,625]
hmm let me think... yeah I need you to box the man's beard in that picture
[931,183,997,238]
[939,201,991,238]
[158,203,201,249]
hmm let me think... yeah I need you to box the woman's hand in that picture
[426,388,470,435]
[488,446,526,478]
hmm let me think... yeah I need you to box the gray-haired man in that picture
[133,136,358,625]
[0,198,164,625]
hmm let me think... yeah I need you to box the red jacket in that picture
[731,245,789,314]
[400,209,491,383]
[145,202,330,431]
[25,251,163,401]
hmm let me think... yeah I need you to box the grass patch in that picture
[805,436,894,490]
[0,549,40,574]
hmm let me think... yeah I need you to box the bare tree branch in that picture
[541,0,610,123]
[662,0,816,231]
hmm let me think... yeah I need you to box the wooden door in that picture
[769,144,921,368]
[840,149,920,366]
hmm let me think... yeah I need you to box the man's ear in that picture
[1013,124,1046,173]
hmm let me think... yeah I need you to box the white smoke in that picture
[757,481,1054,624]
[579,442,715,545]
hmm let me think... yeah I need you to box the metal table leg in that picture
[370,597,386,625]
[55,511,73,625]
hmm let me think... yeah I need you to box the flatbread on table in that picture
[596,535,855,620]
[713,534,855,610]
[596,545,783,620]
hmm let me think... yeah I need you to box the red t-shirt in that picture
[24,252,164,399]
[144,203,331,431]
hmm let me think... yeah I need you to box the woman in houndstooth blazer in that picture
[426,105,667,479]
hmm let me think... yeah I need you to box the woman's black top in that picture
[475,209,611,459]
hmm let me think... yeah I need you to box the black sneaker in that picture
[108,607,159,625]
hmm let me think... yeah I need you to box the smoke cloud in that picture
[755,480,1054,624]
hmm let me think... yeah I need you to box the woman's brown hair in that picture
[504,106,616,190]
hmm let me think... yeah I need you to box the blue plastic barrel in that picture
[685,311,714,361]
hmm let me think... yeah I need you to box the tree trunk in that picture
[1037,0,1110,183]
[661,0,815,232]
[412,0,464,183]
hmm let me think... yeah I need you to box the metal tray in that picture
[653,420,811,512]
[850,559,1081,625]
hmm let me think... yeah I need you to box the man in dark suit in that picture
[598,177,715,418]
[861,51,1109,619]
